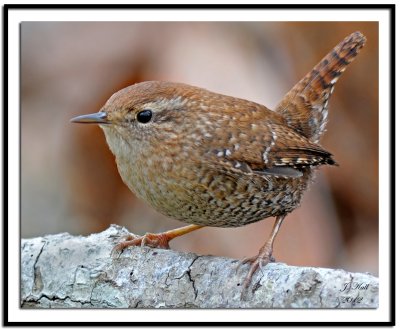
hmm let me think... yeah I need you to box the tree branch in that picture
[21,225,378,308]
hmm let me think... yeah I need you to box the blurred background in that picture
[21,22,378,275]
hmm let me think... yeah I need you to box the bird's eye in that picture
[136,109,153,124]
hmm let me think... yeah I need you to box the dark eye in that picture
[137,109,153,123]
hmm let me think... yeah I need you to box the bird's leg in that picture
[112,224,203,254]
[241,215,286,292]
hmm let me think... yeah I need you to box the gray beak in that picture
[70,112,109,124]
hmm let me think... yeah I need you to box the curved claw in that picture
[110,225,203,257]
[241,251,274,291]
[236,250,275,274]
[240,215,285,299]
[111,232,171,257]
[235,254,257,274]
[110,234,138,256]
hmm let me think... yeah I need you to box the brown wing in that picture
[203,119,336,179]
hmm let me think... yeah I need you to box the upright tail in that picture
[275,31,366,143]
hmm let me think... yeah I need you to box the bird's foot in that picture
[239,244,275,299]
[111,224,203,256]
[111,232,171,256]
[238,215,285,299]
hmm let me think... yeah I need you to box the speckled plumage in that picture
[101,81,323,227]
[101,33,364,227]
[100,32,365,227]
[71,31,366,294]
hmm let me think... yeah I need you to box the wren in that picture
[71,31,366,294]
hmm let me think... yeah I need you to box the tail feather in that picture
[275,31,366,143]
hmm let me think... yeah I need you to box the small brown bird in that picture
[71,31,366,292]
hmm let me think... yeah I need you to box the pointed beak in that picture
[70,112,110,124]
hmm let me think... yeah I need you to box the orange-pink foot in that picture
[239,215,285,299]
[112,232,171,255]
[111,224,203,255]
[241,248,275,293]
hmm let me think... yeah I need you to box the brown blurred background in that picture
[21,22,378,275]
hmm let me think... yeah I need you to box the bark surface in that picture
[21,225,378,308]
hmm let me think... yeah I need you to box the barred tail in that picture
[275,31,366,143]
